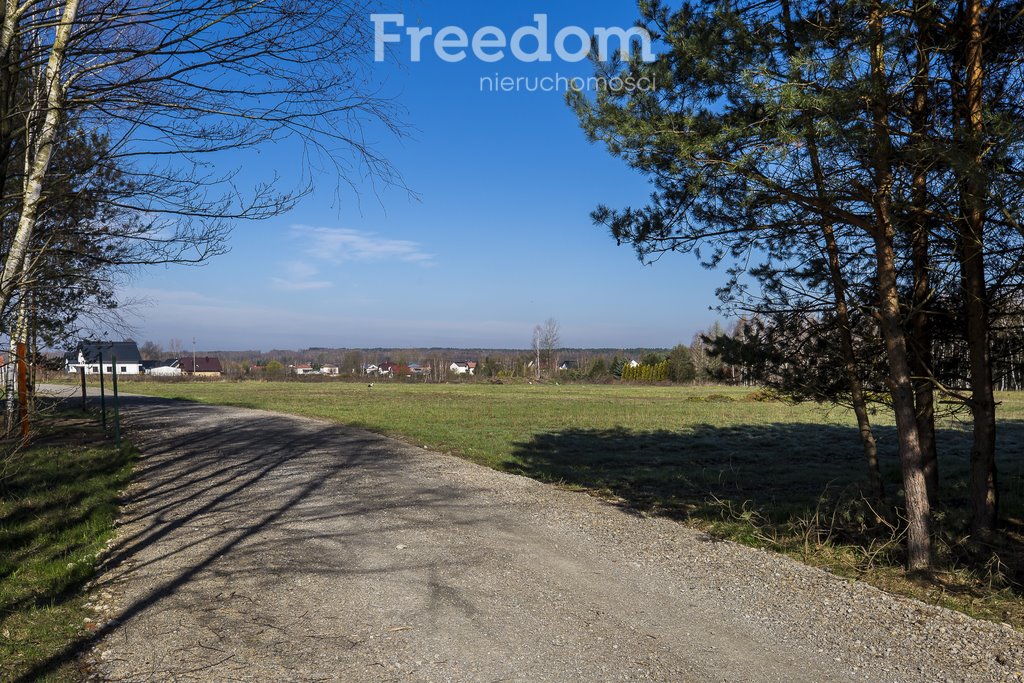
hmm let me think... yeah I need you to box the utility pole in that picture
[192,336,196,376]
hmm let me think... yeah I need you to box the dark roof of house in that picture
[66,341,142,364]
[181,356,223,373]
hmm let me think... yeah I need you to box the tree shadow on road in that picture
[15,395,493,682]
[506,420,1024,596]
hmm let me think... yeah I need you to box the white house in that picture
[320,364,339,375]
[66,341,144,375]
[449,361,476,375]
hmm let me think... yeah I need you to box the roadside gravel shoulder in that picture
[395,435,1024,682]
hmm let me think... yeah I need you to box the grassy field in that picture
[0,406,134,682]
[95,377,1024,625]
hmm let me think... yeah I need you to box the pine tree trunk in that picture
[909,0,939,506]
[823,220,885,503]
[957,0,998,539]
[869,3,932,570]
[874,229,934,571]
[849,364,884,502]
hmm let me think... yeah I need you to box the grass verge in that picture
[0,405,134,682]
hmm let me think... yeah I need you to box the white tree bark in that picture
[0,0,31,59]
[0,0,80,319]
[532,325,542,380]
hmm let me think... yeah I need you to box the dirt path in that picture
[65,395,1023,681]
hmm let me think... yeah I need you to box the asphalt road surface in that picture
[36,388,1024,682]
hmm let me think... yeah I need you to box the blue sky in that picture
[121,2,725,351]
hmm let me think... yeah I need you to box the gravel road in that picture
[59,393,1022,682]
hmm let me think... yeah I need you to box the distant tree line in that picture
[130,326,751,385]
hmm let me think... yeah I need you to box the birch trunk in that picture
[0,0,80,324]
[5,266,28,433]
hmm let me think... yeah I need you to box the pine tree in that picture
[571,0,1024,568]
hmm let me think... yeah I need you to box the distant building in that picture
[66,341,144,375]
[181,356,223,376]
[320,364,339,375]
[291,364,315,375]
[378,362,401,376]
[449,361,476,375]
[558,360,579,371]
[143,359,182,377]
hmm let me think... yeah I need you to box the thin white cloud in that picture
[270,278,333,291]
[270,260,334,291]
[283,260,319,279]
[293,224,434,265]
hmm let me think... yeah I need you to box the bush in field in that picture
[621,360,669,382]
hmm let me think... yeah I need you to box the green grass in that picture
[110,378,1024,625]
[104,380,891,463]
[0,407,135,682]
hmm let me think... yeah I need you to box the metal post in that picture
[98,351,107,430]
[80,366,87,412]
[111,355,120,447]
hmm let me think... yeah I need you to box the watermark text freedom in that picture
[372,13,655,64]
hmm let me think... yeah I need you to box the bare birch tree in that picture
[0,0,403,336]
[540,318,560,370]
[532,324,542,380]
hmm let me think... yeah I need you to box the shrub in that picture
[744,388,780,402]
